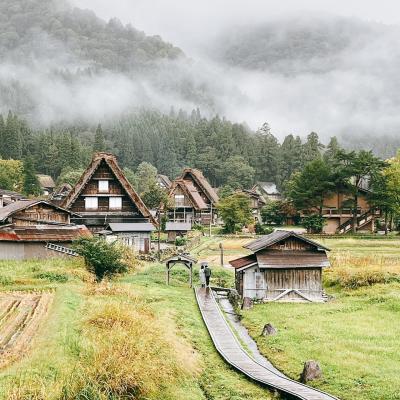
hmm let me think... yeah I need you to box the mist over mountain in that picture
[0,0,400,157]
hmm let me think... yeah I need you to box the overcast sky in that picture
[72,0,400,52]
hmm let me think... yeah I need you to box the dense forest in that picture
[0,0,182,70]
[0,109,338,191]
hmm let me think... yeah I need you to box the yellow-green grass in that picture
[240,237,400,400]
[0,258,272,400]
[122,263,273,400]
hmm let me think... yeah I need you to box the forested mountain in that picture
[212,15,392,74]
[0,109,332,191]
[0,0,182,71]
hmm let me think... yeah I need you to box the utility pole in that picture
[209,202,213,237]
[157,209,161,261]
[219,242,224,267]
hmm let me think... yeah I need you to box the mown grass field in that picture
[241,237,400,400]
[0,236,399,400]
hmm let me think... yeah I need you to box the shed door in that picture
[255,271,266,300]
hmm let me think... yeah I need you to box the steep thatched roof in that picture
[62,153,157,226]
[181,168,219,205]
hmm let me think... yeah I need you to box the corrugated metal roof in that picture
[254,182,280,195]
[229,255,257,269]
[165,222,192,231]
[106,223,156,232]
[0,225,91,242]
[244,230,330,252]
[256,251,330,269]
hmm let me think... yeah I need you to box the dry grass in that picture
[326,250,400,289]
[62,299,199,400]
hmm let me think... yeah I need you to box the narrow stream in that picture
[214,290,286,377]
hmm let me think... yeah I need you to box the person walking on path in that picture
[199,264,206,288]
[204,264,212,287]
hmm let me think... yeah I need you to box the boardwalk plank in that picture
[195,287,339,400]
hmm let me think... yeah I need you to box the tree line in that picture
[0,109,339,193]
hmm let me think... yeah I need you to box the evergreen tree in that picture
[93,124,106,152]
[23,156,41,196]
[302,132,324,164]
[324,136,341,165]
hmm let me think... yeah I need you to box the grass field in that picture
[1,236,399,399]
[241,237,400,400]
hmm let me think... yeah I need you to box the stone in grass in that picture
[300,360,323,383]
[261,323,277,336]
[242,297,253,310]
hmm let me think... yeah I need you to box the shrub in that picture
[175,236,187,247]
[302,214,326,233]
[34,272,68,283]
[255,223,273,235]
[73,237,131,282]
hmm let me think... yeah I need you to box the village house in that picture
[36,174,56,196]
[0,199,78,227]
[99,222,156,254]
[230,230,330,302]
[167,168,219,225]
[0,199,89,260]
[157,174,172,190]
[252,182,282,202]
[62,152,157,233]
[0,224,90,260]
[50,183,73,205]
[165,221,192,242]
[238,189,266,224]
[320,187,378,234]
[0,189,26,208]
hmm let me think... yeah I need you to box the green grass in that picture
[240,237,400,400]
[122,263,273,400]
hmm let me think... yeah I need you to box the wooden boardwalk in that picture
[195,287,339,400]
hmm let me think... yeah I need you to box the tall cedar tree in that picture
[23,156,41,196]
[287,158,335,215]
[93,124,106,152]
[335,150,386,233]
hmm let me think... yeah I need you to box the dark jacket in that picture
[204,266,211,278]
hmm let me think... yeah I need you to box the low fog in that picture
[1,0,400,144]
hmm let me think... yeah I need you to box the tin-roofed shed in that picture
[230,231,330,302]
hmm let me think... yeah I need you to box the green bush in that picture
[175,236,187,247]
[255,223,273,235]
[302,214,326,233]
[34,272,68,283]
[73,237,130,282]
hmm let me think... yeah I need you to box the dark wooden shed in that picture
[230,231,330,302]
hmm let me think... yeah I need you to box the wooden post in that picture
[157,210,161,261]
[219,242,224,267]
[209,203,213,237]
[166,263,170,285]
[189,263,193,288]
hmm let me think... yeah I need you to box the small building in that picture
[50,183,73,205]
[238,189,266,224]
[167,168,219,225]
[100,222,156,254]
[0,224,90,260]
[230,230,330,302]
[157,174,172,190]
[320,187,378,234]
[0,189,26,208]
[165,221,192,242]
[0,200,78,227]
[252,182,282,202]
[62,153,157,232]
[36,175,56,196]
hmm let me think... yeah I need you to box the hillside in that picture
[212,15,392,74]
[0,0,183,72]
